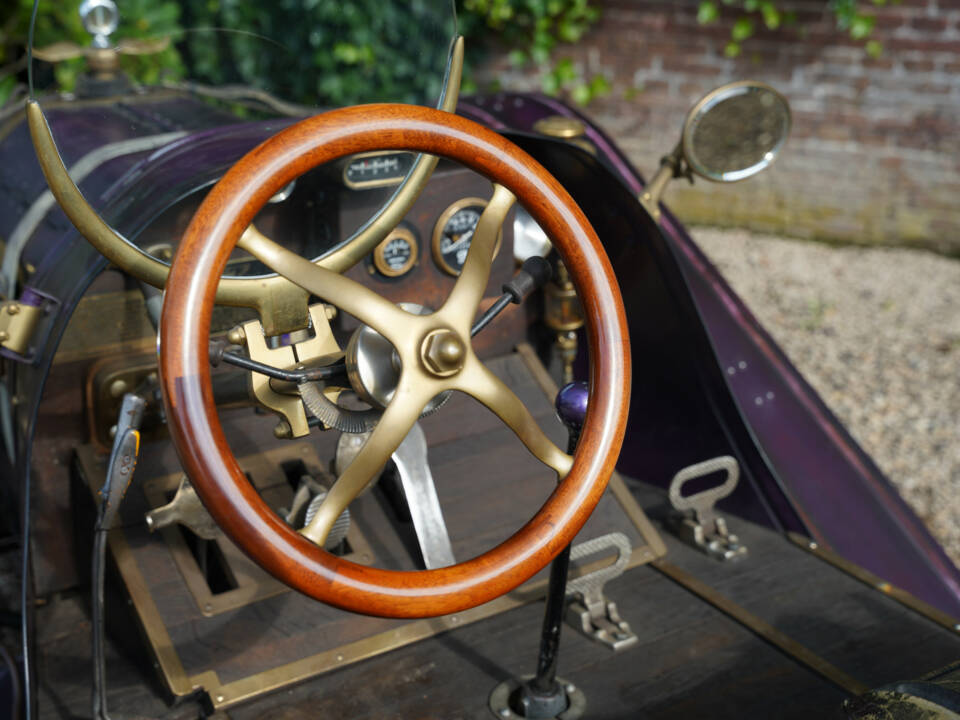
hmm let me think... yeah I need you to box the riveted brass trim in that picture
[653,559,870,696]
[787,532,960,633]
[0,300,43,356]
[25,36,465,336]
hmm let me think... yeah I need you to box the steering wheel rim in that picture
[158,104,630,618]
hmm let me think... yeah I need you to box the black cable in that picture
[0,641,20,720]
[211,344,347,384]
[19,459,33,720]
[27,0,39,98]
[22,12,40,715]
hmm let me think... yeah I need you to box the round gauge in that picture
[373,227,418,278]
[431,197,502,277]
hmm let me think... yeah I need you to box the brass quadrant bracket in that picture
[241,303,342,438]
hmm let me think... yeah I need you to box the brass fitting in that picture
[420,328,465,377]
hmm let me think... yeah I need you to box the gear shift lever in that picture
[488,382,589,720]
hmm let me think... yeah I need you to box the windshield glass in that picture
[21,0,457,280]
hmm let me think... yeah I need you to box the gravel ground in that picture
[693,228,960,567]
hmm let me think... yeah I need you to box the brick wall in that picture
[478,0,960,255]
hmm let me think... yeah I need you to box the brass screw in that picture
[6,303,20,315]
[420,328,465,377]
[0,331,8,343]
[273,420,292,439]
[109,379,129,398]
[226,326,246,346]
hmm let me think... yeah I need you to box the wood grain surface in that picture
[157,104,630,618]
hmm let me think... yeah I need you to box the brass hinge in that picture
[0,300,44,357]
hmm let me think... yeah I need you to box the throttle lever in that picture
[471,256,552,336]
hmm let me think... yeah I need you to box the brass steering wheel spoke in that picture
[457,359,573,479]
[440,184,516,335]
[238,226,411,343]
[300,376,439,546]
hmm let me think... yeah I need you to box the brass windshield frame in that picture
[26,36,465,335]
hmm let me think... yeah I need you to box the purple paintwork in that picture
[460,92,960,617]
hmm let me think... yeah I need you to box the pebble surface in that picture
[694,227,960,567]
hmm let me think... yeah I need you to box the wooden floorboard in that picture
[32,351,960,719]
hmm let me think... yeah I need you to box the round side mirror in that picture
[681,81,791,183]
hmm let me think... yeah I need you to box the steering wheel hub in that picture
[420,328,465,377]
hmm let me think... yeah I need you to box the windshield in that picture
[19,0,458,282]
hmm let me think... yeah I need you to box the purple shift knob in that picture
[555,381,589,431]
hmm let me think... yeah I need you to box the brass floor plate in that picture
[76,349,666,711]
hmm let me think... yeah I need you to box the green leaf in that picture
[850,13,876,39]
[697,1,719,24]
[588,73,610,96]
[553,57,577,82]
[542,72,561,96]
[731,16,755,41]
[508,49,528,66]
[571,82,591,105]
[724,40,742,57]
[760,2,781,29]
[865,39,883,57]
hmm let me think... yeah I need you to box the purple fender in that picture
[458,92,960,618]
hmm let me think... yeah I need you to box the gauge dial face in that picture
[343,151,416,189]
[373,227,418,278]
[432,198,502,277]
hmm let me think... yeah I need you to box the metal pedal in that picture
[565,532,638,651]
[668,455,747,562]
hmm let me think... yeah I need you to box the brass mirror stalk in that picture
[25,36,465,336]
[638,144,684,222]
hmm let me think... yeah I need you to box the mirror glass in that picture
[682,81,791,183]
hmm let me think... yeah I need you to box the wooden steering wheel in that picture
[158,104,630,618]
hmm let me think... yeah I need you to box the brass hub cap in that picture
[420,328,465,377]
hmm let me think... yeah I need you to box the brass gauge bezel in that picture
[372,226,419,278]
[431,197,503,277]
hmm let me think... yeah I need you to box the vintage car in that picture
[2,1,959,718]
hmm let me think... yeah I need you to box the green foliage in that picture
[3,0,607,108]
[696,0,898,57]
[1,0,183,101]
[173,0,452,107]
[459,0,608,105]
